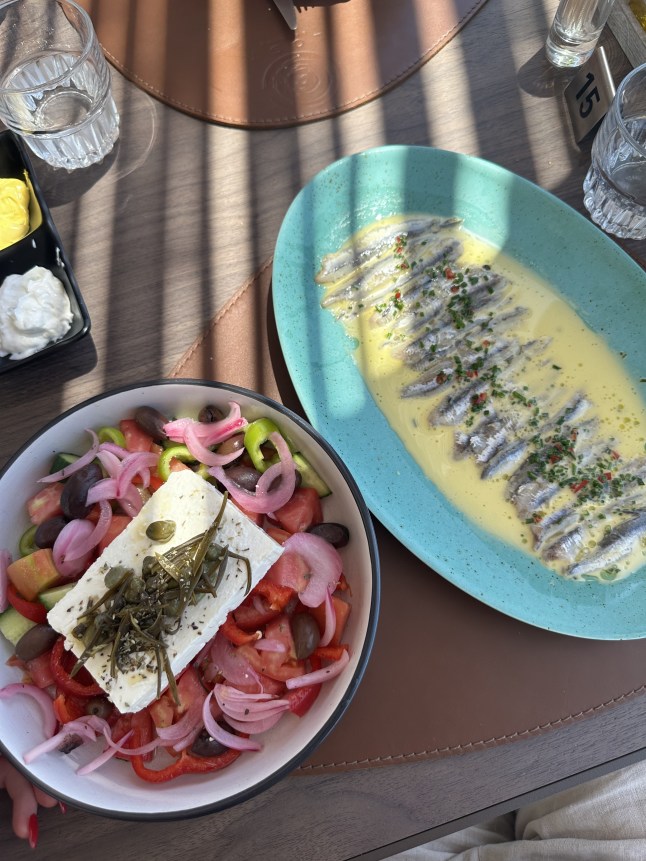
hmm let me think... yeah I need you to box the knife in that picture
[273,0,297,30]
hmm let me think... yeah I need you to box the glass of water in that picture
[583,63,646,240]
[545,0,616,68]
[0,0,119,170]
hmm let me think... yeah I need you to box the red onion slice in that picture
[319,589,336,647]
[23,715,108,764]
[209,633,261,689]
[164,403,247,447]
[202,692,261,752]
[97,441,129,459]
[0,683,57,739]
[38,429,100,483]
[156,699,204,743]
[63,501,113,562]
[224,710,285,735]
[116,452,159,497]
[76,730,135,775]
[282,532,342,608]
[210,432,296,514]
[184,422,244,468]
[285,649,350,690]
[96,449,123,478]
[0,548,10,614]
[52,520,95,579]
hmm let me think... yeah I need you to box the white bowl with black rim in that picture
[0,379,380,819]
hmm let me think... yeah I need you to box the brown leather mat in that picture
[78,0,488,128]
[169,260,646,772]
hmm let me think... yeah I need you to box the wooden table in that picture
[1,0,646,858]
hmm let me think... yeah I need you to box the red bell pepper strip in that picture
[220,613,261,646]
[130,726,241,782]
[6,581,48,624]
[50,636,104,698]
[252,578,295,611]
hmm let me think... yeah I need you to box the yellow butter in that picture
[0,178,30,251]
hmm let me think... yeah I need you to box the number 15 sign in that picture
[565,46,616,143]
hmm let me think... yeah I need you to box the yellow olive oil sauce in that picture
[323,217,646,581]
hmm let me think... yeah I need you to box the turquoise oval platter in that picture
[272,145,646,639]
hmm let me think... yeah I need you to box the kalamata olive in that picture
[134,406,169,442]
[34,515,68,548]
[85,697,113,719]
[191,729,228,758]
[292,613,321,660]
[146,519,176,542]
[224,464,262,492]
[198,404,225,424]
[307,522,350,548]
[217,433,245,456]
[15,624,59,662]
[60,462,103,519]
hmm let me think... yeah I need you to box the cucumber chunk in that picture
[38,583,75,611]
[0,606,37,646]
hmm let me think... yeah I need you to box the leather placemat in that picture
[78,0,488,128]
[169,260,646,772]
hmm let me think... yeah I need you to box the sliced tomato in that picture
[97,514,130,554]
[263,525,292,545]
[309,595,351,647]
[26,483,64,525]
[148,665,205,729]
[119,419,154,453]
[230,497,264,526]
[253,578,295,611]
[6,582,48,624]
[273,487,322,534]
[266,550,310,592]
[313,645,348,662]
[285,683,321,717]
[237,615,305,682]
[25,650,55,688]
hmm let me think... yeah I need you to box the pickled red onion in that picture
[164,402,247,447]
[0,683,57,739]
[282,532,342,608]
[210,432,296,514]
[209,633,261,688]
[224,710,285,735]
[116,451,159,496]
[38,429,100,483]
[62,500,112,562]
[184,422,244,468]
[285,649,350,689]
[52,519,95,579]
[319,589,336,647]
[202,692,261,752]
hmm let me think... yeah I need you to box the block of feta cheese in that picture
[47,470,284,713]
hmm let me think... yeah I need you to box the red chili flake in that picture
[482,339,491,348]
[603,472,612,481]
[549,454,560,463]
[450,284,460,293]
[611,450,620,460]
[466,370,478,379]
[444,267,455,279]
[471,392,487,405]
[394,290,401,299]
[570,479,589,493]
[436,372,447,385]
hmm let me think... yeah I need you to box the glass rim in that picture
[0,0,96,96]
[613,62,646,161]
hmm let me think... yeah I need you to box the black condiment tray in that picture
[0,131,90,373]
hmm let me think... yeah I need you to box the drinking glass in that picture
[0,0,119,170]
[545,0,616,68]
[583,63,646,240]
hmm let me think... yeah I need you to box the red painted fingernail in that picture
[59,801,67,814]
[28,813,38,849]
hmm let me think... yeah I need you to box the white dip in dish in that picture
[0,265,73,360]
